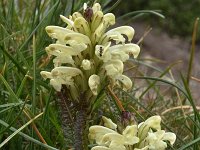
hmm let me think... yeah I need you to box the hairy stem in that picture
[74,95,88,150]
[57,88,74,145]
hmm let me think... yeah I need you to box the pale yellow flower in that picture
[89,125,116,144]
[40,67,82,91]
[138,115,161,140]
[41,2,140,96]
[144,130,176,150]
[89,116,176,150]
[89,116,139,150]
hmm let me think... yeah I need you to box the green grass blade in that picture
[0,30,21,44]
[32,34,36,114]
[0,45,26,75]
[0,119,58,150]
[187,18,199,84]
[104,0,122,13]
[0,102,23,108]
[0,113,43,148]
[117,10,165,20]
[178,137,200,150]
[0,74,21,103]
[16,73,29,97]
[42,88,53,125]
[0,99,26,135]
[129,59,163,73]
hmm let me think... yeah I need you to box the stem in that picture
[74,102,87,150]
[57,88,74,145]
[57,89,89,149]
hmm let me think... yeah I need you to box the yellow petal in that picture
[74,17,91,36]
[106,26,135,42]
[45,46,60,56]
[101,134,126,150]
[92,23,105,43]
[144,115,161,130]
[40,71,52,80]
[91,11,104,32]
[66,40,87,50]
[53,55,74,66]
[45,45,76,66]
[123,125,137,137]
[110,43,140,60]
[138,116,161,140]
[122,125,139,145]
[45,26,74,42]
[64,32,91,45]
[101,133,124,145]
[71,12,83,21]
[50,79,62,91]
[163,132,176,145]
[60,15,74,27]
[103,13,115,26]
[116,75,132,90]
[89,125,116,135]
[104,60,124,77]
[146,131,168,150]
[46,43,85,56]
[92,13,115,43]
[111,51,129,62]
[89,125,116,144]
[92,3,102,14]
[52,66,82,77]
[102,116,117,130]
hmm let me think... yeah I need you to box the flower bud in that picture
[81,59,91,70]
[102,116,117,130]
[88,74,100,95]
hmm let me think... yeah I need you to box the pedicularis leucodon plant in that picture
[40,3,176,150]
[89,115,176,150]
[41,3,140,98]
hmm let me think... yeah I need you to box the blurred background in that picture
[111,0,200,68]
[114,0,200,39]
[108,0,200,101]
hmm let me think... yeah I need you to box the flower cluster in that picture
[89,116,176,150]
[40,3,140,99]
